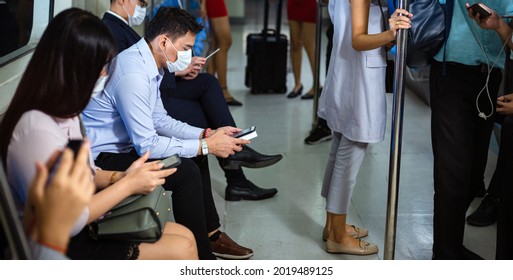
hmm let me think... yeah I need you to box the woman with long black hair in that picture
[0,8,197,260]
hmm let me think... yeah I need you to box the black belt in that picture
[445,61,498,74]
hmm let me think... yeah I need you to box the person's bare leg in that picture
[138,222,198,260]
[325,212,332,231]
[325,212,366,236]
[327,212,360,247]
[301,22,317,95]
[208,16,233,101]
[289,20,303,92]
[206,38,217,75]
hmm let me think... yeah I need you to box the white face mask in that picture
[162,38,192,73]
[121,2,146,26]
[130,5,146,26]
[91,75,108,98]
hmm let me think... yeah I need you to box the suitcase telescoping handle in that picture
[262,0,283,40]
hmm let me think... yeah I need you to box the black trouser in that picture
[483,116,507,199]
[430,61,502,259]
[95,151,219,260]
[317,21,335,129]
[495,116,513,259]
[160,72,247,186]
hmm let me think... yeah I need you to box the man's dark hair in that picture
[145,7,203,42]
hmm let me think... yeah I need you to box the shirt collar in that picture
[106,10,128,25]
[135,38,162,81]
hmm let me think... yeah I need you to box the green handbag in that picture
[89,186,171,243]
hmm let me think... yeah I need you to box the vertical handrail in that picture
[312,0,325,127]
[384,0,409,260]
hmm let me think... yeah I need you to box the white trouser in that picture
[321,132,368,214]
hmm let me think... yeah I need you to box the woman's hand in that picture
[389,9,413,37]
[125,150,150,174]
[122,151,176,195]
[27,142,94,250]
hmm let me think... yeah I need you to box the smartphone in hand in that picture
[47,140,83,185]
[205,48,220,60]
[160,154,181,169]
[469,3,493,19]
[232,126,257,140]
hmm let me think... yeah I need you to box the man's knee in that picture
[163,158,202,191]
[196,73,219,88]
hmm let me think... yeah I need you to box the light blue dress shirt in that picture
[434,0,513,69]
[82,38,203,160]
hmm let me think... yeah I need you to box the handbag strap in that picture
[377,0,389,31]
[377,0,392,60]
[442,0,454,75]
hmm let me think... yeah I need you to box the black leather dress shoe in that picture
[466,195,498,227]
[221,146,282,170]
[432,247,484,260]
[462,247,484,260]
[225,180,278,201]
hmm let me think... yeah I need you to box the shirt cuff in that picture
[181,139,201,158]
[184,127,204,140]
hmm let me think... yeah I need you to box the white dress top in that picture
[318,0,387,143]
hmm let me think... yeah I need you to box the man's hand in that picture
[204,127,250,158]
[466,3,501,30]
[497,93,513,115]
[176,56,207,80]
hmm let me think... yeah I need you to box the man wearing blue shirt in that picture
[102,0,281,202]
[82,7,254,260]
[429,0,513,259]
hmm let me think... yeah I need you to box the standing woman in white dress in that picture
[318,0,412,255]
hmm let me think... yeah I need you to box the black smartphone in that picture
[232,126,256,139]
[66,140,83,159]
[47,140,83,185]
[160,154,181,169]
[469,3,493,19]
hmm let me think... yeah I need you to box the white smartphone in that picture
[205,48,220,60]
[160,154,181,169]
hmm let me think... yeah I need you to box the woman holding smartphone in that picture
[0,8,197,260]
[318,0,412,255]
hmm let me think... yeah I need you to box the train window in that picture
[0,0,54,67]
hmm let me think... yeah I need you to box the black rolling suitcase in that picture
[245,0,287,94]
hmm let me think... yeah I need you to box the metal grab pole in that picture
[384,0,409,260]
[312,0,325,128]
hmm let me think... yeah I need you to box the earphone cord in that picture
[475,31,513,119]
